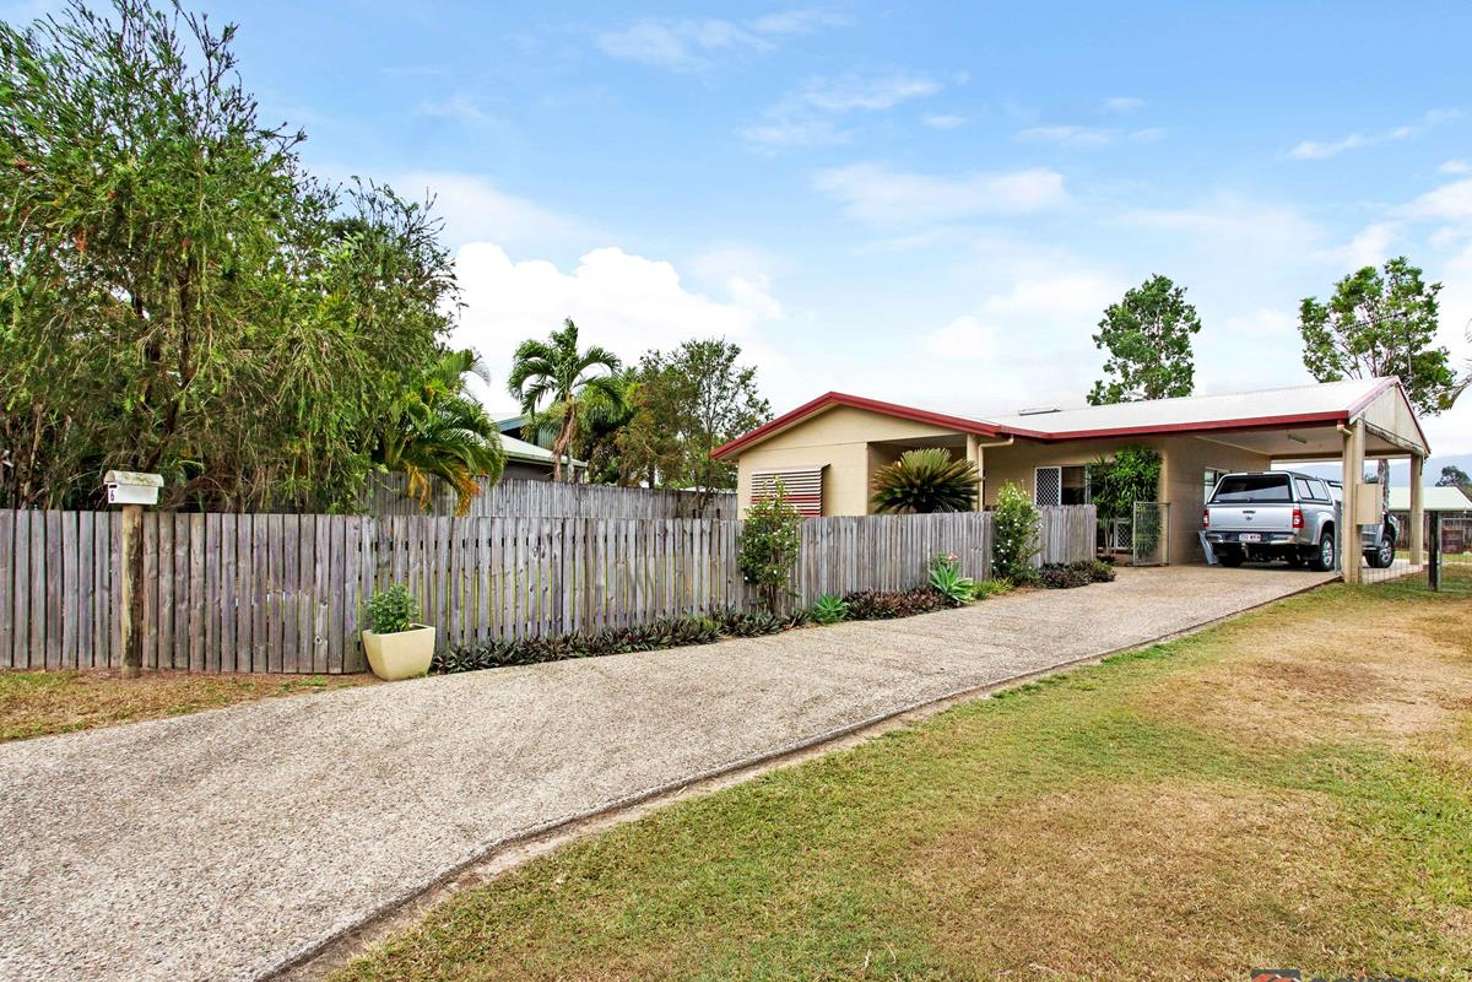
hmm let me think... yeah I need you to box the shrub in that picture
[714,608,789,637]
[365,584,420,634]
[992,482,1041,583]
[1036,560,1111,589]
[843,588,950,620]
[737,482,803,612]
[811,594,849,624]
[973,578,1013,599]
[870,448,980,513]
[927,552,976,605]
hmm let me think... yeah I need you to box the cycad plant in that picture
[870,448,979,513]
[377,349,506,515]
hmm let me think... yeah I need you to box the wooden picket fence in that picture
[0,505,1094,674]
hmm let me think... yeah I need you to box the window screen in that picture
[1035,467,1062,507]
[751,467,823,517]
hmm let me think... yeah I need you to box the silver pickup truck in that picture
[1202,470,1398,571]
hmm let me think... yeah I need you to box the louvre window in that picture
[751,467,824,517]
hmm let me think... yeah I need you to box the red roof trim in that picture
[711,391,1005,460]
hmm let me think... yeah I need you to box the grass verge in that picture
[0,669,373,742]
[335,568,1472,981]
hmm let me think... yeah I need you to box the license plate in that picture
[1239,533,1261,543]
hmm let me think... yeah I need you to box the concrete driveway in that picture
[0,565,1332,981]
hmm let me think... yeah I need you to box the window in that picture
[1204,468,1228,499]
[1036,465,1090,507]
[1034,466,1062,506]
[751,467,824,517]
[1294,478,1330,503]
[1210,474,1292,504]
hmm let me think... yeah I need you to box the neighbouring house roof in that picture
[713,377,1427,460]
[502,432,585,469]
[1388,485,1472,512]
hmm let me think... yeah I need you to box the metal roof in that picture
[1387,486,1472,511]
[983,378,1391,439]
[501,432,585,469]
[714,377,1423,459]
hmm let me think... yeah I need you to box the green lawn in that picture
[337,570,1472,981]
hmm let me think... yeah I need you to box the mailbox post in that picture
[104,471,163,679]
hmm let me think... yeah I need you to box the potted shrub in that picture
[362,584,435,681]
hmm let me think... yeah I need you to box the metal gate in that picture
[1131,501,1169,566]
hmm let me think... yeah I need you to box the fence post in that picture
[1428,511,1441,592]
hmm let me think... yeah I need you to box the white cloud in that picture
[743,72,943,150]
[797,72,941,112]
[1288,108,1460,160]
[922,113,966,130]
[1017,124,1114,147]
[813,163,1068,225]
[1440,159,1471,175]
[597,9,844,70]
[1338,222,1399,269]
[394,171,597,254]
[1102,96,1144,114]
[1016,124,1165,147]
[415,94,494,126]
[1402,178,1472,223]
[922,315,995,360]
[453,243,789,403]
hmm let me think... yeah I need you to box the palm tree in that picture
[870,448,980,513]
[507,319,622,481]
[378,349,506,516]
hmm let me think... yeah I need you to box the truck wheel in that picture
[1218,548,1244,568]
[1366,534,1395,569]
[1309,530,1336,572]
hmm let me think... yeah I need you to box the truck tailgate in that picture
[1207,505,1295,531]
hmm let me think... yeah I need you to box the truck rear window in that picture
[1210,475,1292,503]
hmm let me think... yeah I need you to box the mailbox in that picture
[104,470,163,506]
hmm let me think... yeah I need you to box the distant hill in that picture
[1293,453,1472,487]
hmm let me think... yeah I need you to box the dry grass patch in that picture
[910,781,1440,979]
[333,579,1472,982]
[0,669,374,742]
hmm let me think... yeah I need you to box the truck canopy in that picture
[1210,473,1293,504]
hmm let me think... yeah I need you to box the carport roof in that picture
[712,377,1429,459]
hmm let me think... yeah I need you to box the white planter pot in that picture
[361,625,435,681]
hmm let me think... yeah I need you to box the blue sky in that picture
[18,1,1472,456]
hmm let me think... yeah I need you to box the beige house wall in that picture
[734,414,1278,564]
[734,405,960,516]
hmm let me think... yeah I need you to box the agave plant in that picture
[927,553,977,605]
[870,448,980,514]
[811,593,849,624]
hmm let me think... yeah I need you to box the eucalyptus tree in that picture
[1088,274,1201,405]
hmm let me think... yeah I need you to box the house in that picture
[712,377,1431,574]
[1388,485,1472,549]
[495,414,587,482]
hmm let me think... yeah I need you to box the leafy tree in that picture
[1088,446,1162,524]
[991,482,1040,583]
[507,319,621,482]
[869,448,979,513]
[1299,257,1458,498]
[375,349,505,516]
[1089,274,1202,405]
[618,339,771,513]
[1437,465,1471,496]
[737,482,803,612]
[0,0,454,510]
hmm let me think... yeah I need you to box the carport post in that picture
[1340,421,1365,585]
[1409,454,1425,565]
[966,434,982,511]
